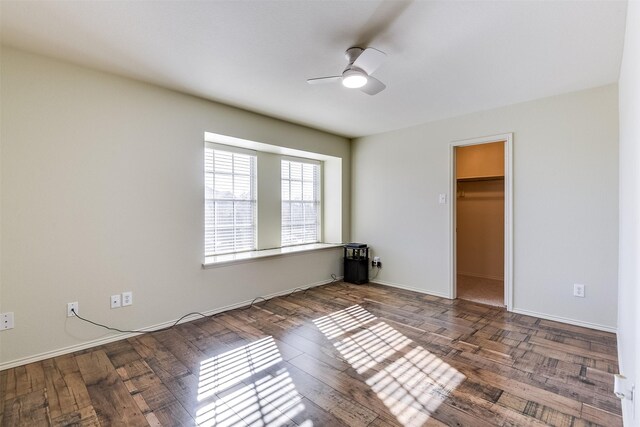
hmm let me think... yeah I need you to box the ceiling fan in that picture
[307,47,387,95]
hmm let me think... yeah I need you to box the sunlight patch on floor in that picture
[198,336,283,401]
[335,321,412,374]
[314,305,465,426]
[366,345,465,425]
[313,304,376,339]
[196,336,307,427]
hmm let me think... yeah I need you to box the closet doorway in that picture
[449,134,513,309]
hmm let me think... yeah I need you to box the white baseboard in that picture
[457,271,504,281]
[372,280,616,334]
[4,277,613,370]
[0,277,341,371]
[372,279,452,300]
[512,307,617,334]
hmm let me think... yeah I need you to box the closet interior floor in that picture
[457,274,504,307]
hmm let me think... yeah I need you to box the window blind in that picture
[205,146,257,256]
[281,159,320,246]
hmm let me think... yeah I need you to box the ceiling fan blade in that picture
[353,47,386,75]
[360,76,386,95]
[307,76,341,85]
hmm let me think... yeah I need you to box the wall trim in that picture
[0,277,342,371]
[373,280,616,334]
[512,307,617,334]
[372,279,451,300]
[203,243,342,268]
[4,276,615,370]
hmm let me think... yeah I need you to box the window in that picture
[203,132,340,263]
[281,159,321,246]
[204,145,257,256]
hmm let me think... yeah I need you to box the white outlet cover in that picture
[0,312,15,330]
[573,284,585,297]
[111,294,121,308]
[122,291,133,306]
[67,302,78,317]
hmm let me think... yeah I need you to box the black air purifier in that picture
[344,243,369,284]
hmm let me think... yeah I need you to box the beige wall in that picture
[456,179,504,280]
[0,48,350,367]
[352,84,619,330]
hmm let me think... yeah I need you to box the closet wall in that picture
[456,142,505,280]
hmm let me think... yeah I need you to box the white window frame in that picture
[281,156,322,247]
[203,131,343,267]
[204,142,257,256]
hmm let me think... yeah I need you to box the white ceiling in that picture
[0,0,628,138]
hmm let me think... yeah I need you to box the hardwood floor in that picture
[0,282,622,426]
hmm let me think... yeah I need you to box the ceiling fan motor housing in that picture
[345,47,365,65]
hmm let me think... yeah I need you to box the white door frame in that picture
[449,133,513,311]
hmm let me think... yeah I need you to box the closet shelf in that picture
[457,175,504,182]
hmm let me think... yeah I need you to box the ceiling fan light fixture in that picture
[342,69,368,88]
[307,47,385,95]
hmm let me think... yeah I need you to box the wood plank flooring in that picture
[0,282,622,426]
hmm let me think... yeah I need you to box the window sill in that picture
[202,243,343,269]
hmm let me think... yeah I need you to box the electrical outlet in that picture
[371,256,382,268]
[67,302,79,317]
[111,294,121,309]
[122,291,133,306]
[573,284,585,298]
[0,312,15,330]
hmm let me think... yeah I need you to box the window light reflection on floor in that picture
[335,321,412,374]
[198,336,282,401]
[314,305,466,426]
[313,304,376,339]
[196,336,306,427]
